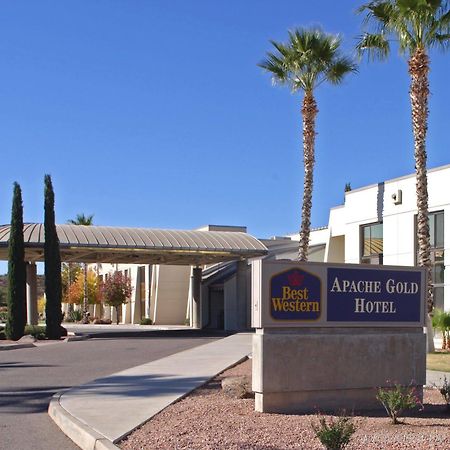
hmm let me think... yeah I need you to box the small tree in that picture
[66,269,101,306]
[44,174,64,339]
[100,271,132,325]
[432,309,450,350]
[5,183,27,340]
[61,262,82,298]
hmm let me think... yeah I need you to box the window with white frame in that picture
[361,222,383,265]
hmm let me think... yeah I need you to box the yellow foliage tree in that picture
[65,270,101,305]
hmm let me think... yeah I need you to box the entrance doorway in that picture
[208,287,224,330]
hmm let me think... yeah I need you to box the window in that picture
[416,211,445,310]
[361,222,383,264]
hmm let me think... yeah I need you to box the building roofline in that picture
[345,162,450,195]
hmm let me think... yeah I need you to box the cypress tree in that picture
[5,183,27,340]
[44,174,63,339]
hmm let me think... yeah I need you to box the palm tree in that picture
[259,28,357,261]
[357,0,450,350]
[67,213,94,323]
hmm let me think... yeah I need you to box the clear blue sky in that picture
[0,1,449,241]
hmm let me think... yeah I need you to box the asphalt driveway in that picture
[0,335,218,450]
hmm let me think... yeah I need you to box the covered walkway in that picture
[0,224,268,327]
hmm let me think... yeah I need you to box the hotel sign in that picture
[252,260,425,328]
[270,268,321,321]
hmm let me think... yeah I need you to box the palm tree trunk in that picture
[67,263,74,315]
[115,305,120,325]
[298,91,318,261]
[409,47,434,352]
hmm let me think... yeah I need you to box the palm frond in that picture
[326,57,359,85]
[434,32,450,48]
[356,32,390,60]
[260,27,355,94]
[258,54,289,84]
[358,0,450,53]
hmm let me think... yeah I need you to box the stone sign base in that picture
[253,328,426,414]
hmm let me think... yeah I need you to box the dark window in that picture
[416,211,444,306]
[361,222,383,264]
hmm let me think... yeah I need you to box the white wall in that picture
[309,164,450,311]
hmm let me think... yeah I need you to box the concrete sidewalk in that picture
[48,333,252,450]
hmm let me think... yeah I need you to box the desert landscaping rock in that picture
[120,359,450,450]
[221,375,251,399]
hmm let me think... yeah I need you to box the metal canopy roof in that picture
[0,224,268,265]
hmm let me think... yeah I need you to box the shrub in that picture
[432,309,450,350]
[24,325,46,340]
[140,318,153,325]
[437,376,450,412]
[93,318,112,324]
[312,412,356,450]
[66,309,83,323]
[376,382,423,424]
[0,309,8,323]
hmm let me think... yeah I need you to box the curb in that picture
[65,335,91,342]
[48,392,119,450]
[0,334,91,350]
[0,343,35,351]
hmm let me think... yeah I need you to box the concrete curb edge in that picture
[48,352,250,448]
[65,335,91,342]
[48,392,119,450]
[0,343,35,351]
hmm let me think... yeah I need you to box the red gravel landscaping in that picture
[120,359,450,450]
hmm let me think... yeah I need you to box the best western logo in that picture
[270,269,321,320]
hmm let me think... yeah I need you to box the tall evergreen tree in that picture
[5,183,26,340]
[44,174,64,339]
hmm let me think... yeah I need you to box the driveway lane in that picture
[0,336,218,450]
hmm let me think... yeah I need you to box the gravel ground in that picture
[120,359,450,450]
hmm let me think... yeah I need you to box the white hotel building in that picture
[93,163,449,328]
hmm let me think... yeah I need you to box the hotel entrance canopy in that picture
[0,224,268,265]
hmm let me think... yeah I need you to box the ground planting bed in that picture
[120,359,450,450]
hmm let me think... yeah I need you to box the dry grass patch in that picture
[427,352,450,372]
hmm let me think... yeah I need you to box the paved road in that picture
[0,335,218,450]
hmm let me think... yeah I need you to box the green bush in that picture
[24,325,46,340]
[376,382,423,424]
[0,310,8,323]
[140,317,153,325]
[438,376,450,412]
[312,412,356,450]
[432,309,450,349]
[65,309,83,323]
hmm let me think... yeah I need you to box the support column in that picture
[236,260,248,330]
[145,265,151,318]
[26,262,38,325]
[192,267,202,329]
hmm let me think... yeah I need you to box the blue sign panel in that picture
[270,268,321,321]
[327,268,422,322]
